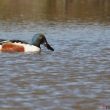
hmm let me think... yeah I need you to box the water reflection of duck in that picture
[0,33,54,53]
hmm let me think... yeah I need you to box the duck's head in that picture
[31,33,54,51]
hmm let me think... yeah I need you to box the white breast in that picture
[24,44,40,52]
[0,45,2,50]
[14,43,40,52]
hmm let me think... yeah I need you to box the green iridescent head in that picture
[31,33,54,51]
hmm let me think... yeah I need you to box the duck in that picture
[0,33,54,53]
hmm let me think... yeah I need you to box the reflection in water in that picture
[0,0,110,23]
[0,0,110,110]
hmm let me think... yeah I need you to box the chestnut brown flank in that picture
[1,43,24,52]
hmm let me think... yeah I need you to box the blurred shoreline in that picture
[0,0,109,24]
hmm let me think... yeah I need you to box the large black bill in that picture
[44,43,54,51]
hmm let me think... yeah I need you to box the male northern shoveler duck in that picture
[0,33,54,52]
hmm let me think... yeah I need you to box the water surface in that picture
[0,0,110,110]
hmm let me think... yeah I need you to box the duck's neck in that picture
[31,35,42,48]
[32,40,41,48]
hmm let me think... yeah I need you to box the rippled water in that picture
[0,22,110,110]
[0,0,110,110]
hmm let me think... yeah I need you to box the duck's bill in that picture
[44,43,54,51]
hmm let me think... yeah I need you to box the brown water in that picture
[0,0,110,110]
